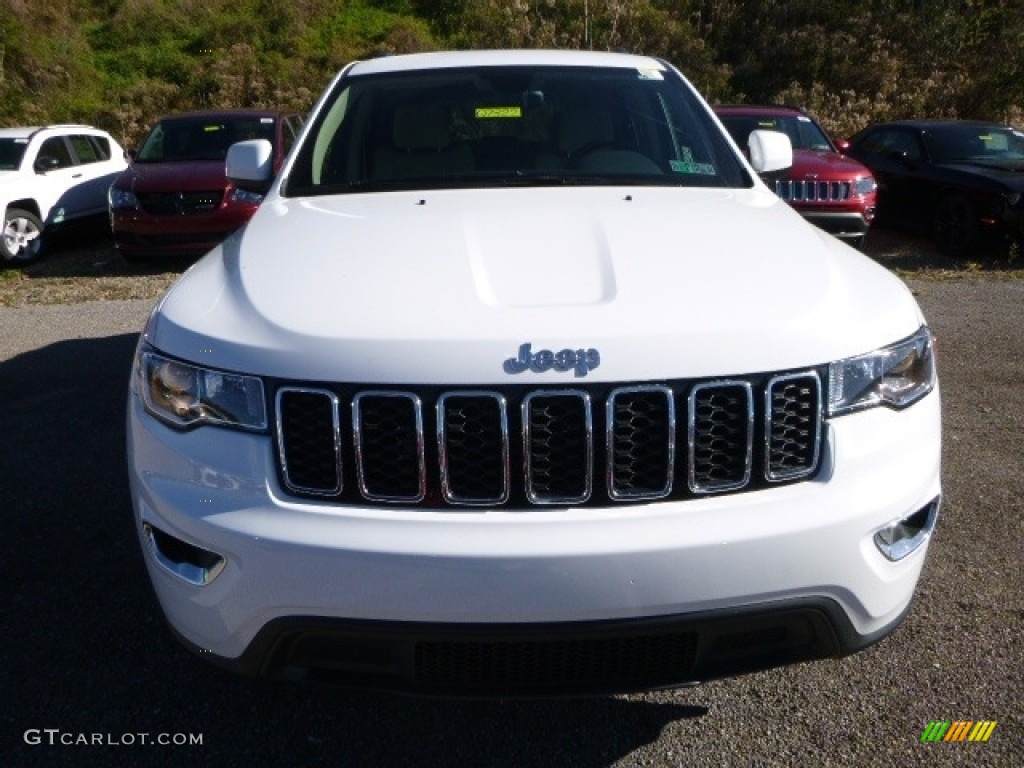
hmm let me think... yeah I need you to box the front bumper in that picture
[796,209,874,243]
[128,388,941,695]
[111,206,255,257]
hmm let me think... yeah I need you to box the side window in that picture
[69,135,100,164]
[886,130,922,162]
[36,136,74,170]
[862,129,921,162]
[90,136,112,161]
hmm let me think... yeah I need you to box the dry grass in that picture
[0,222,184,307]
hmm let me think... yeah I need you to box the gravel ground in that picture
[1,226,1020,767]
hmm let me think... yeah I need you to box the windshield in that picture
[285,65,749,195]
[0,138,29,170]
[925,124,1024,166]
[137,115,276,162]
[720,114,833,153]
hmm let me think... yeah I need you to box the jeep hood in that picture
[146,186,925,383]
[791,149,872,178]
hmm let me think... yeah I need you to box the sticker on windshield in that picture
[637,68,664,81]
[476,107,522,119]
[670,147,716,176]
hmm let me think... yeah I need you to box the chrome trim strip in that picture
[687,380,754,494]
[275,386,342,495]
[437,391,510,506]
[606,385,675,500]
[352,391,426,503]
[523,389,593,504]
[764,371,822,482]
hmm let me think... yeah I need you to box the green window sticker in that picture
[670,147,716,176]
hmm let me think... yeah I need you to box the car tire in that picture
[2,208,45,265]
[933,194,978,258]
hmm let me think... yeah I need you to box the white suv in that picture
[128,50,941,697]
[1,125,127,264]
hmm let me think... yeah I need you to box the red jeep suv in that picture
[716,105,877,248]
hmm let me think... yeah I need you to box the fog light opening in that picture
[874,497,940,561]
[143,522,226,585]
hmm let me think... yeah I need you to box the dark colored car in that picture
[716,105,877,248]
[839,119,1024,257]
[109,110,304,260]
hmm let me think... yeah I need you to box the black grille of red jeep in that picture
[272,371,823,507]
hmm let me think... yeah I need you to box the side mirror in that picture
[226,139,274,195]
[125,148,138,163]
[835,139,852,154]
[34,155,60,173]
[747,130,792,177]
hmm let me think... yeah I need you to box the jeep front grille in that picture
[775,179,852,202]
[273,372,823,507]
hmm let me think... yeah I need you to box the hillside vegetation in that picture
[1,0,1021,146]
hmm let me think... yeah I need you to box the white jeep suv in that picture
[1,124,127,264]
[128,50,941,697]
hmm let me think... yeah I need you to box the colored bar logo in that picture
[921,720,997,742]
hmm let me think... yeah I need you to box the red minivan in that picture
[716,105,877,248]
[109,109,303,261]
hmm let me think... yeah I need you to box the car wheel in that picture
[2,208,45,265]
[933,194,978,258]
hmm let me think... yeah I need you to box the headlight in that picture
[138,347,266,430]
[230,187,264,205]
[852,176,877,197]
[108,186,139,210]
[827,327,936,416]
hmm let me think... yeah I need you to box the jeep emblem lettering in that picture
[503,343,601,377]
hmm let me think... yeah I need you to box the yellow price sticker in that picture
[476,107,522,119]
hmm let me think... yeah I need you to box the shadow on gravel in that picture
[29,219,191,279]
[862,224,1023,274]
[1,333,708,768]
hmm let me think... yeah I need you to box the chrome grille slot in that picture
[765,372,822,481]
[353,392,425,502]
[607,386,675,500]
[524,391,592,504]
[273,371,823,508]
[688,381,753,493]
[438,392,509,505]
[276,388,341,495]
